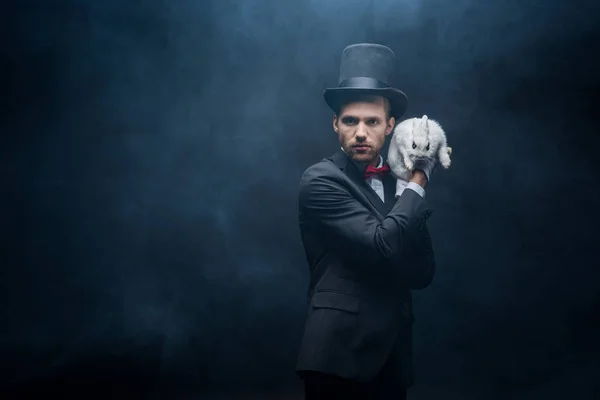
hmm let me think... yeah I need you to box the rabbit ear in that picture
[420,115,430,135]
[415,115,429,136]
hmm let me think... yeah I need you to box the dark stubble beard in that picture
[344,145,378,165]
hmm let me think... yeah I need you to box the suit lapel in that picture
[383,173,397,213]
[331,150,389,218]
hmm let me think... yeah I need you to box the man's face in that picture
[333,97,395,165]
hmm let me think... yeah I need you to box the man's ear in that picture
[332,114,339,133]
[385,117,396,136]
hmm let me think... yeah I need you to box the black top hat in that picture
[323,43,408,119]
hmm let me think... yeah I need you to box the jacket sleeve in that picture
[298,166,432,267]
[404,223,436,289]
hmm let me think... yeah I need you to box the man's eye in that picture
[342,118,357,125]
[367,120,378,125]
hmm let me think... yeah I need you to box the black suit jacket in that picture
[295,149,436,387]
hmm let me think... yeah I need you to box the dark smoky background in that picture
[2,0,599,398]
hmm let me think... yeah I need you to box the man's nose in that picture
[355,123,367,139]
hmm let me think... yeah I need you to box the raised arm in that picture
[298,166,432,267]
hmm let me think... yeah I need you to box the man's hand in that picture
[409,170,428,189]
[397,157,438,197]
[412,157,438,184]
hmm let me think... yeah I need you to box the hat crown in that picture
[338,43,396,86]
[322,43,408,118]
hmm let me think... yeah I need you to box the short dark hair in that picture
[333,94,392,120]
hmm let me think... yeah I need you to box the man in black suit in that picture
[295,44,439,399]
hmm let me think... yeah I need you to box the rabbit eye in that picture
[412,142,417,149]
[426,142,430,151]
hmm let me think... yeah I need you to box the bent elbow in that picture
[411,274,434,290]
[411,260,436,290]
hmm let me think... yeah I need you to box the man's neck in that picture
[370,155,383,168]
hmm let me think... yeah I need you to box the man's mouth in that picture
[352,145,370,151]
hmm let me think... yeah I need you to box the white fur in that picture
[387,115,452,181]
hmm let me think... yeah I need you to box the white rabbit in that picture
[388,115,452,182]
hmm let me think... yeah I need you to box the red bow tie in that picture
[364,164,391,179]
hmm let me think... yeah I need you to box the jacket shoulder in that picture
[300,152,344,184]
[300,160,342,195]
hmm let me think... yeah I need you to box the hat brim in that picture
[323,87,408,119]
